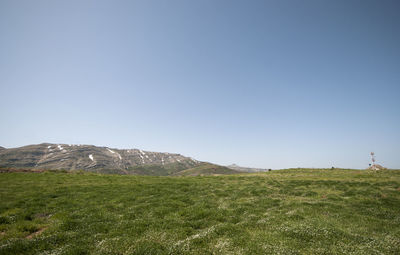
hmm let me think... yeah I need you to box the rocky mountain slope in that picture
[0,143,202,175]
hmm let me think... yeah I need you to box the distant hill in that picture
[172,163,242,176]
[227,164,270,172]
[0,143,206,175]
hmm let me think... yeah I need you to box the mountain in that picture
[227,164,270,173]
[0,143,201,175]
[0,143,241,176]
[172,163,242,176]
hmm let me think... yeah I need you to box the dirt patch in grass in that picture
[26,227,47,239]
[34,213,51,219]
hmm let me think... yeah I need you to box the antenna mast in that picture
[370,152,376,170]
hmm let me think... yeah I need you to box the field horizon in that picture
[1,168,399,254]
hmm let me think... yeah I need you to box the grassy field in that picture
[0,169,399,254]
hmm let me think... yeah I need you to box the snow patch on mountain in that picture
[106,148,122,160]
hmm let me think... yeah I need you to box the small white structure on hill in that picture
[368,152,386,170]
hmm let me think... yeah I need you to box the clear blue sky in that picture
[1,0,399,169]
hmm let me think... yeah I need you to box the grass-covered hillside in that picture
[1,169,400,254]
[172,163,240,176]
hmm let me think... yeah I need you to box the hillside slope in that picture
[172,163,241,176]
[227,163,269,172]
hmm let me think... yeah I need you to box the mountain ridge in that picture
[0,143,241,176]
[227,163,270,172]
[172,163,240,176]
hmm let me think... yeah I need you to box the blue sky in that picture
[1,0,399,169]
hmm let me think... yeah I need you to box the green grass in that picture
[0,169,400,254]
